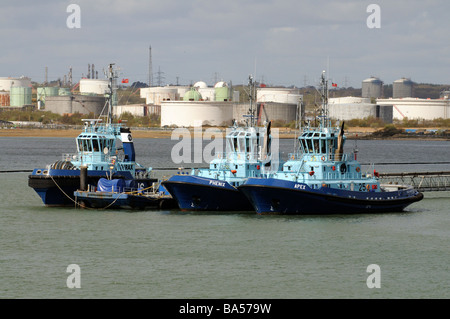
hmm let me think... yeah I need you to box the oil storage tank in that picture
[58,88,72,96]
[214,81,230,101]
[79,79,109,95]
[37,87,59,109]
[0,91,10,106]
[0,76,32,92]
[10,87,32,107]
[393,78,413,98]
[362,77,383,98]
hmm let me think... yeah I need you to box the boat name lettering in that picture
[294,184,306,190]
[209,180,226,187]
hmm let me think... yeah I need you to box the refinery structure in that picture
[1,60,449,127]
[142,82,304,127]
[328,76,450,122]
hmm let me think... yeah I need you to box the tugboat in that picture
[162,76,277,211]
[238,71,423,214]
[28,63,157,206]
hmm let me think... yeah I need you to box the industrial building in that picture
[328,76,418,123]
[376,97,449,120]
[37,78,111,116]
[156,83,302,127]
[362,77,383,99]
[43,95,106,116]
[159,81,237,127]
[328,97,392,123]
[79,78,109,95]
[114,104,156,117]
[0,76,32,107]
[233,87,303,126]
[393,78,414,98]
[162,101,234,127]
[0,76,32,92]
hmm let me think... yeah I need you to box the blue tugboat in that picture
[28,64,157,206]
[162,76,277,211]
[239,71,423,214]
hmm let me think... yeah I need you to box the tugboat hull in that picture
[239,178,424,215]
[162,175,253,211]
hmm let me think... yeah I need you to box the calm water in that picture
[0,136,449,299]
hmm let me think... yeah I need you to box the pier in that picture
[379,171,450,192]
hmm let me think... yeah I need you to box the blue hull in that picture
[28,169,156,206]
[162,175,253,211]
[239,178,424,215]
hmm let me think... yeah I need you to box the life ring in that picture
[356,167,360,172]
[321,156,325,161]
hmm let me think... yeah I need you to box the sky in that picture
[1,0,450,88]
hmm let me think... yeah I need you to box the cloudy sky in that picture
[1,0,449,88]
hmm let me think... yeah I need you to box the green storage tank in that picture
[58,88,72,96]
[215,87,229,101]
[37,87,59,104]
[10,87,32,107]
[183,88,202,101]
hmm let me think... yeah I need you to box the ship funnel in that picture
[335,121,345,161]
[261,121,272,165]
[120,127,136,162]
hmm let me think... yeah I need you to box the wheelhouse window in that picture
[92,139,100,152]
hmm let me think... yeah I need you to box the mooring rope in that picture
[49,173,128,210]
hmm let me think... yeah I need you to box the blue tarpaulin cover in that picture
[97,178,125,192]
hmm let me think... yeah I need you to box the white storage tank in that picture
[193,81,207,89]
[79,78,109,95]
[140,86,179,105]
[0,76,32,92]
[161,101,233,127]
[328,97,377,121]
[257,87,302,104]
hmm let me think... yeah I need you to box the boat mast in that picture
[247,75,256,127]
[106,63,117,125]
[319,70,329,127]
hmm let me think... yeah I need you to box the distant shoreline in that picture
[0,126,374,139]
[0,127,448,141]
